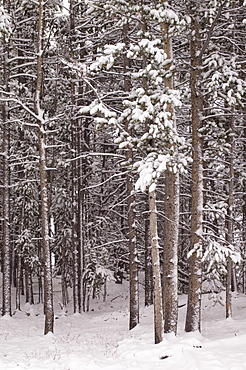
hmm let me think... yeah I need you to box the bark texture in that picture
[149,190,164,344]
[35,0,54,335]
[2,84,11,317]
[161,16,179,335]
[225,116,235,318]
[123,21,139,330]
[163,170,179,334]
[1,15,11,316]
[127,165,139,330]
[185,1,203,333]
[145,197,153,306]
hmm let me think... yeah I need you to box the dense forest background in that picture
[0,0,245,341]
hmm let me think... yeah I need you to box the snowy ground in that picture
[1,278,246,369]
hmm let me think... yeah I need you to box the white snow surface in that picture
[1,278,246,369]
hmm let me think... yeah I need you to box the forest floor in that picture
[0,277,246,369]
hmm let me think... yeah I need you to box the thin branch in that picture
[82,170,128,190]
[199,1,227,58]
[0,92,39,121]
[68,152,125,162]
[91,239,127,250]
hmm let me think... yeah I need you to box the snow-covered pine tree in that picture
[185,0,245,330]
[0,0,64,332]
[81,0,187,342]
[80,0,141,327]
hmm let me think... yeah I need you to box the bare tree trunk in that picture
[127,158,139,330]
[163,170,179,334]
[61,241,69,307]
[122,22,139,330]
[243,116,246,293]
[185,1,203,333]
[145,195,153,306]
[71,121,81,313]
[149,190,164,344]
[25,270,34,305]
[69,0,83,314]
[1,19,11,317]
[2,94,11,317]
[35,0,54,335]
[161,14,179,335]
[225,115,235,318]
[38,242,43,304]
[15,255,22,311]
[25,268,30,303]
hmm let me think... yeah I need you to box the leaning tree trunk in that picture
[185,1,203,333]
[149,190,164,344]
[35,0,54,335]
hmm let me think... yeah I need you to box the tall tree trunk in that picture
[71,119,81,313]
[2,65,11,317]
[1,6,11,316]
[163,170,179,334]
[149,190,164,344]
[243,114,246,293]
[161,13,179,335]
[145,195,153,306]
[123,22,139,330]
[225,114,235,318]
[15,256,22,311]
[35,0,54,334]
[69,0,83,314]
[185,1,203,333]
[77,127,84,313]
[127,155,139,330]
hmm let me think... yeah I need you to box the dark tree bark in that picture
[243,115,246,293]
[149,190,164,344]
[1,0,11,316]
[69,0,85,314]
[163,169,179,334]
[185,1,203,333]
[225,114,235,318]
[161,14,179,336]
[122,22,139,330]
[1,46,11,317]
[145,196,153,306]
[127,155,139,330]
[15,256,22,311]
[34,0,54,335]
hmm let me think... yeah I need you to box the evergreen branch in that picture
[199,1,227,58]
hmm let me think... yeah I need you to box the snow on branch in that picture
[0,5,11,36]
[203,54,246,106]
[134,153,170,192]
[79,1,190,195]
[202,240,241,280]
[0,91,40,121]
